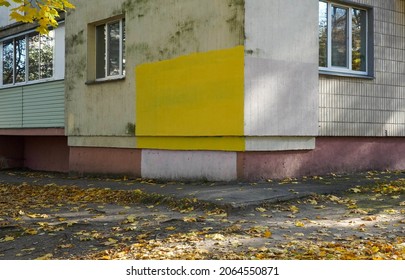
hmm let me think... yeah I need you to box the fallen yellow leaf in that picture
[36,253,53,260]
[24,228,38,235]
[206,233,225,241]
[255,207,267,213]
[0,236,15,242]
[183,217,197,223]
[295,221,305,227]
[290,206,299,214]
[362,216,377,221]
[263,230,272,238]
[349,187,361,193]
[103,238,118,246]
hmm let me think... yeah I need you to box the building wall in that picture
[24,136,70,172]
[244,0,319,140]
[0,136,23,169]
[240,137,405,180]
[0,2,17,27]
[319,0,405,137]
[66,0,244,149]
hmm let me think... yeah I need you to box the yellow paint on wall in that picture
[136,46,245,149]
[137,136,245,151]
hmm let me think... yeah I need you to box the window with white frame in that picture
[1,31,55,86]
[319,1,369,75]
[95,18,125,80]
[1,24,65,87]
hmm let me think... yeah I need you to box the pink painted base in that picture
[239,137,405,180]
[24,136,69,172]
[0,135,69,172]
[2,135,404,181]
[69,147,141,177]
[0,136,24,168]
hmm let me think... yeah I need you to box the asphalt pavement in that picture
[1,169,404,209]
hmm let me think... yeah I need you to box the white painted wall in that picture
[244,0,319,137]
[0,3,16,27]
[141,150,237,181]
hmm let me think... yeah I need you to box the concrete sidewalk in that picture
[0,169,404,209]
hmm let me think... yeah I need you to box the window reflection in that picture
[331,6,348,68]
[319,1,328,67]
[108,21,120,76]
[40,31,54,79]
[2,31,54,85]
[352,9,367,71]
[2,40,13,85]
[15,36,26,83]
[95,18,125,80]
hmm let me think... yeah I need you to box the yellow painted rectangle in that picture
[136,46,245,139]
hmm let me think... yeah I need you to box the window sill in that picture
[0,78,63,89]
[319,70,374,80]
[86,76,126,85]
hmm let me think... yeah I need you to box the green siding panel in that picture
[0,87,23,128]
[0,80,65,129]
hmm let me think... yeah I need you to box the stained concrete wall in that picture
[65,0,244,148]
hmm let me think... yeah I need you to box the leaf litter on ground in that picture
[0,173,404,260]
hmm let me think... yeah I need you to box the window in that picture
[319,1,369,75]
[95,18,125,80]
[1,31,55,86]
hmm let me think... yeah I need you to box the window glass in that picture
[40,31,54,79]
[29,33,40,81]
[107,21,120,76]
[96,24,106,79]
[2,40,13,85]
[331,6,348,68]
[1,31,54,86]
[15,36,26,83]
[318,1,369,74]
[319,1,328,67]
[352,8,367,72]
[95,18,125,80]
[122,19,126,76]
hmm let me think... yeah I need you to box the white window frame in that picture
[0,24,65,88]
[95,18,125,81]
[319,1,369,76]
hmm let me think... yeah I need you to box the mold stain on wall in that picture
[65,29,84,54]
[227,0,245,45]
